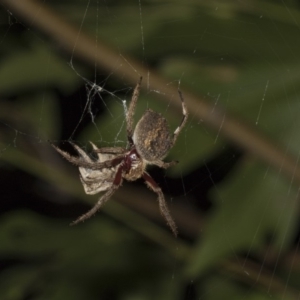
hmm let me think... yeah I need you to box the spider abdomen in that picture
[133,109,172,162]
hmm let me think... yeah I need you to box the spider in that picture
[52,77,188,236]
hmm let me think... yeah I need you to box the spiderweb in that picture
[0,1,300,299]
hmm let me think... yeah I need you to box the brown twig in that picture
[1,0,300,184]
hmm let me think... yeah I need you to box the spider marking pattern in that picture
[52,77,188,236]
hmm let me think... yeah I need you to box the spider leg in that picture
[70,186,118,225]
[89,141,125,155]
[126,76,142,144]
[88,142,125,164]
[71,165,124,225]
[171,89,188,146]
[152,160,178,169]
[143,172,177,237]
[52,144,124,170]
[92,146,126,154]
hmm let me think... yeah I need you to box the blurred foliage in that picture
[1,0,300,299]
[0,211,182,300]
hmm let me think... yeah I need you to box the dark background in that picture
[1,1,300,299]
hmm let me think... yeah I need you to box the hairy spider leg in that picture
[70,164,124,225]
[142,172,177,236]
[171,89,188,147]
[52,144,124,171]
[126,76,143,145]
[92,147,125,154]
[152,160,178,169]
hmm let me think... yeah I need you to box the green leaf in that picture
[0,39,79,95]
[187,160,299,276]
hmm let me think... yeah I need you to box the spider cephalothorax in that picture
[53,77,188,236]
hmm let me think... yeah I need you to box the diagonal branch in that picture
[2,0,300,184]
